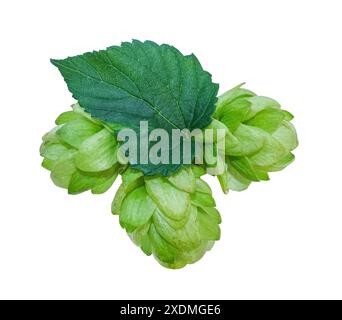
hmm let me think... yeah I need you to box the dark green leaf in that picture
[51,40,219,176]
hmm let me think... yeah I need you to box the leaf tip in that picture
[50,58,60,67]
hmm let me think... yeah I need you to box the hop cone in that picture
[40,103,122,194]
[208,84,298,193]
[112,166,221,269]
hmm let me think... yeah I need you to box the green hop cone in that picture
[40,103,122,194]
[208,84,298,193]
[112,166,221,269]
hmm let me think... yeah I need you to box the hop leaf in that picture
[209,84,298,193]
[51,40,219,176]
[112,166,221,269]
[40,104,122,194]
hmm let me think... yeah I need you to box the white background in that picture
[0,0,341,300]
